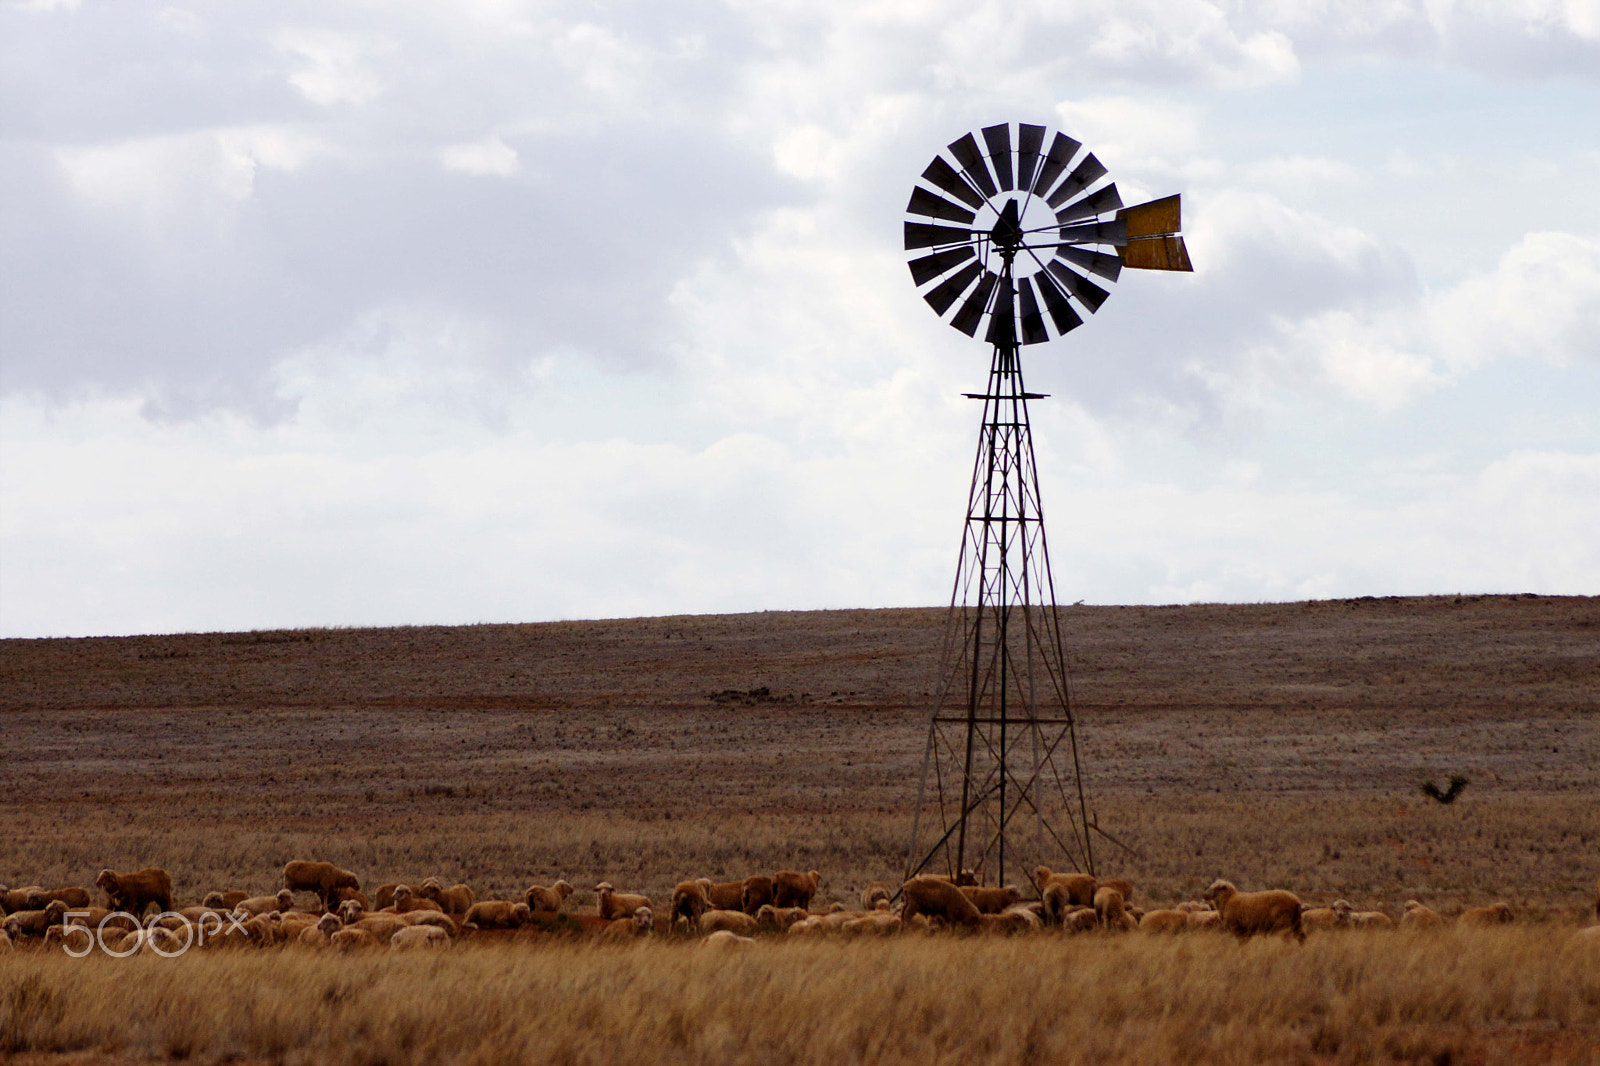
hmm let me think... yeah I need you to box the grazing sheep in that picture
[701,929,756,949]
[463,901,532,930]
[699,909,760,936]
[525,880,575,913]
[202,891,250,910]
[6,901,70,938]
[900,876,982,930]
[419,878,474,915]
[741,876,775,915]
[1204,879,1305,943]
[595,882,652,921]
[961,885,1022,914]
[1034,866,1097,908]
[671,880,712,927]
[1186,909,1222,930]
[696,879,747,912]
[1460,902,1514,925]
[1,885,46,914]
[861,882,892,910]
[1093,887,1138,932]
[283,861,361,909]
[1301,905,1350,931]
[95,867,173,918]
[40,887,91,909]
[772,870,821,909]
[1138,909,1189,934]
[1401,900,1445,929]
[391,925,450,949]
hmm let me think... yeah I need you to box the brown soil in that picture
[2,594,1597,913]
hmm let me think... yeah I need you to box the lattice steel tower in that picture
[900,122,1191,889]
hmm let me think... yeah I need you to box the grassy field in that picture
[3,595,1598,1062]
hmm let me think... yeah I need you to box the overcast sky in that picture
[2,0,1597,638]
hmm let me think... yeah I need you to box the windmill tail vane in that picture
[901,122,1190,891]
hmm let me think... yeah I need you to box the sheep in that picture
[1138,909,1190,934]
[595,882,652,921]
[1301,904,1350,930]
[699,909,760,936]
[331,926,379,951]
[525,880,575,913]
[67,907,138,935]
[419,878,474,915]
[1093,887,1137,932]
[373,884,400,910]
[701,929,756,949]
[95,867,173,918]
[202,891,249,910]
[298,914,342,948]
[45,923,93,955]
[463,901,532,930]
[1034,866,1097,907]
[977,909,1037,936]
[741,875,775,914]
[1099,878,1135,903]
[961,885,1022,914]
[772,870,821,909]
[385,885,443,914]
[755,904,809,930]
[391,925,450,949]
[338,898,365,925]
[697,879,747,912]
[283,861,361,909]
[1041,882,1079,926]
[1349,910,1392,928]
[40,887,91,909]
[0,928,10,952]
[601,906,654,941]
[861,882,892,910]
[1060,907,1100,933]
[351,914,408,941]
[6,901,70,938]
[1460,902,1514,925]
[1400,900,1445,929]
[1204,879,1305,943]
[841,913,903,937]
[331,887,370,911]
[786,916,828,937]
[1186,909,1223,930]
[140,925,188,955]
[234,894,287,917]
[1,885,46,913]
[671,880,712,927]
[900,876,982,930]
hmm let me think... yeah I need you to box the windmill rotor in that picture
[904,122,1191,343]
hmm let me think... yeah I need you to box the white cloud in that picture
[439,135,520,178]
[1428,232,1600,368]
[275,28,390,106]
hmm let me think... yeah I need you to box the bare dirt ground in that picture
[3,593,1596,916]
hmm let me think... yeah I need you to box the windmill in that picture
[902,122,1190,890]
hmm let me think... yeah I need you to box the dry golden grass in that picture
[4,928,1598,1065]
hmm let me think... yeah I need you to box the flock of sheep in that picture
[6,861,1596,955]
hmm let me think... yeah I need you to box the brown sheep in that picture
[861,882,892,910]
[977,909,1038,936]
[391,925,450,949]
[351,914,408,941]
[842,913,903,936]
[697,878,747,911]
[419,878,474,915]
[755,904,809,930]
[1041,882,1078,926]
[1099,878,1135,902]
[1460,902,1514,925]
[525,880,575,913]
[298,913,342,947]
[387,885,443,914]
[601,906,654,941]
[1349,909,1392,928]
[399,910,456,933]
[1301,904,1350,930]
[772,870,821,909]
[1401,900,1444,929]
[961,885,1022,914]
[0,928,11,952]
[1034,866,1097,907]
[1,885,47,913]
[1094,887,1137,932]
[5,900,69,938]
[741,875,775,914]
[338,898,365,925]
[698,909,760,936]
[283,861,361,909]
[595,882,651,921]
[40,887,91,909]
[234,894,287,917]
[671,880,712,927]
[701,928,757,948]
[45,923,94,955]
[1204,879,1305,943]
[202,891,250,910]
[95,867,173,918]
[330,926,379,951]
[463,901,532,930]
[1138,909,1189,934]
[900,876,982,930]
[1059,906,1099,933]
[330,886,369,911]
